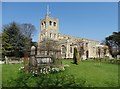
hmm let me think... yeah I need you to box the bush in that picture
[73,47,80,64]
[8,70,90,88]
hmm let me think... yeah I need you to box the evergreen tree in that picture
[2,22,36,58]
[73,47,80,64]
[2,22,22,57]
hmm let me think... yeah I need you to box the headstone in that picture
[117,55,120,60]
[5,56,8,64]
[30,46,37,66]
[109,55,114,59]
[36,55,52,64]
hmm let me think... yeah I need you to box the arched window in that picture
[41,23,43,25]
[86,50,89,58]
[49,21,52,25]
[62,45,66,53]
[104,48,107,55]
[98,47,101,58]
[54,22,56,26]
[70,47,72,53]
[50,33,52,38]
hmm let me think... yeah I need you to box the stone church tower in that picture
[37,5,59,55]
[39,5,59,41]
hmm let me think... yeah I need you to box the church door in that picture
[86,50,89,58]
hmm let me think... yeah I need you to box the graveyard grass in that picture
[2,59,119,87]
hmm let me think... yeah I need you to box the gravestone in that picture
[36,55,52,65]
[117,55,120,60]
[30,46,52,66]
[30,46,37,66]
[5,56,8,64]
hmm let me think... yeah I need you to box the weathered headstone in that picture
[5,56,8,64]
[117,55,120,60]
[30,46,37,66]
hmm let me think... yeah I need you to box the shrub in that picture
[73,47,80,64]
[8,70,90,88]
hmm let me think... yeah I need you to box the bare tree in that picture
[39,38,61,59]
[20,23,36,38]
[19,23,36,55]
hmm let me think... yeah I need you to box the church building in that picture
[38,6,110,60]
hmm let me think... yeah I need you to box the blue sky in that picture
[2,2,118,42]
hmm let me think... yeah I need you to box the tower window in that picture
[54,22,56,26]
[41,23,43,25]
[50,33,52,38]
[49,21,52,25]
[44,21,46,25]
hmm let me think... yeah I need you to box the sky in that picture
[2,2,118,42]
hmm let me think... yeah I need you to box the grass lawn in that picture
[2,64,22,87]
[2,59,119,87]
[63,60,119,87]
